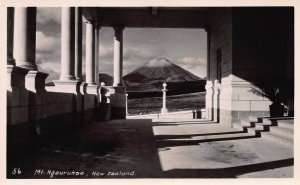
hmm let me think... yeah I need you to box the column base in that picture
[25,71,49,92]
[52,80,81,94]
[7,58,16,66]
[59,76,76,81]
[16,62,38,71]
[7,65,29,90]
[86,84,100,95]
[75,77,83,81]
[161,108,169,114]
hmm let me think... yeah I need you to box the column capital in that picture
[83,17,96,25]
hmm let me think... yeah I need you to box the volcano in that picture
[123,58,206,95]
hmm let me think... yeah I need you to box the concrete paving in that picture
[7,116,293,178]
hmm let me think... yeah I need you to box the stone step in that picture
[248,116,262,123]
[253,122,272,131]
[249,116,294,127]
[261,118,272,124]
[240,117,294,147]
[246,127,265,136]
[261,117,294,124]
[241,120,254,127]
[233,121,252,131]
[269,126,294,140]
[233,122,244,130]
[261,131,293,147]
[277,120,294,130]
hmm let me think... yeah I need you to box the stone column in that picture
[13,7,37,70]
[75,7,82,81]
[205,27,210,81]
[113,26,124,87]
[60,7,75,81]
[205,80,214,120]
[85,19,96,85]
[7,7,15,66]
[213,80,220,122]
[126,93,129,116]
[95,24,100,84]
[161,83,168,113]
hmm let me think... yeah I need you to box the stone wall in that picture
[206,8,233,124]
[110,87,127,119]
[208,8,233,81]
[206,7,293,126]
[6,68,122,151]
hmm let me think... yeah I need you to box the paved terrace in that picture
[7,115,293,178]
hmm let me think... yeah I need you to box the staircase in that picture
[233,116,294,147]
[95,103,111,121]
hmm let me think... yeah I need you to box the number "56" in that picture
[12,168,22,175]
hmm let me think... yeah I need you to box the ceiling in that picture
[82,7,208,28]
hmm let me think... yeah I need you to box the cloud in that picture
[38,59,61,82]
[36,30,61,82]
[37,8,61,24]
[99,45,113,58]
[99,45,154,61]
[149,39,160,42]
[186,66,207,78]
[176,57,207,78]
[124,47,154,60]
[99,59,113,76]
[98,45,155,75]
[39,59,60,71]
[180,57,206,66]
[36,31,60,53]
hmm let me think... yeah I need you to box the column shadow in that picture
[164,158,294,178]
[156,135,258,148]
[155,130,246,140]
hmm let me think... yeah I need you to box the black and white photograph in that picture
[1,0,298,184]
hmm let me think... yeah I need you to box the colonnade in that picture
[7,7,125,89]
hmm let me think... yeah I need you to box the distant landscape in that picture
[123,58,205,92]
[99,58,206,98]
[127,92,206,115]
[98,58,207,115]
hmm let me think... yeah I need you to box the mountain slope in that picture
[123,58,205,93]
[124,58,201,83]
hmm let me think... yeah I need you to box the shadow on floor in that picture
[164,158,294,178]
[156,135,258,148]
[7,118,293,178]
[7,119,163,178]
[151,120,217,126]
[156,131,246,140]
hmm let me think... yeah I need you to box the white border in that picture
[0,1,299,185]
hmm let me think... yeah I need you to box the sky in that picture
[36,8,207,82]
